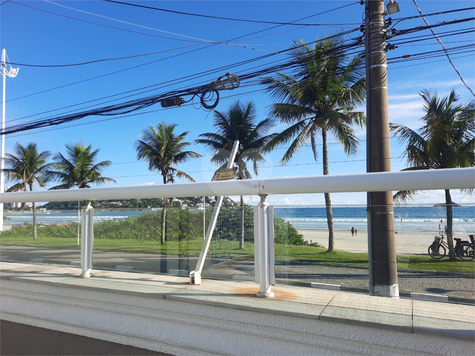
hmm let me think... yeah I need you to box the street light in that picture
[1,49,19,231]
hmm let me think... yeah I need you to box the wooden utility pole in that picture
[365,0,399,298]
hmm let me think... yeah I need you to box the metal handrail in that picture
[0,168,473,204]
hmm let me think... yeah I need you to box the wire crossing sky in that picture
[1,0,474,206]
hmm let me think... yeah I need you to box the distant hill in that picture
[433,202,461,207]
[41,196,238,210]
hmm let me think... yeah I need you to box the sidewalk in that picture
[1,244,474,303]
[0,261,474,343]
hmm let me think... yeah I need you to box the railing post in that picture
[79,204,94,278]
[254,194,275,298]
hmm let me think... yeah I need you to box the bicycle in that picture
[454,234,474,260]
[428,233,449,259]
[428,233,475,260]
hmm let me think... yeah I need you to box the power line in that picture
[8,48,202,68]
[391,6,475,25]
[9,0,200,43]
[42,0,276,54]
[101,0,361,27]
[389,54,475,71]
[5,2,360,103]
[5,12,471,133]
[6,32,361,126]
[411,0,475,98]
[387,44,475,64]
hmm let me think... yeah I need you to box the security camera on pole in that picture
[1,49,19,231]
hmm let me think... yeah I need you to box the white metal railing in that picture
[1,168,474,297]
[0,168,473,204]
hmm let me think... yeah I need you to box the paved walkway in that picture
[1,244,474,303]
[1,261,474,347]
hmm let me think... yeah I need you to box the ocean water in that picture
[274,206,474,234]
[4,205,474,235]
[4,210,149,227]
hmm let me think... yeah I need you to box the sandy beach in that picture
[299,228,439,255]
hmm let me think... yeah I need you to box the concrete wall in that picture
[1,271,474,356]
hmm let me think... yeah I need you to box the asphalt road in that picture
[1,244,474,304]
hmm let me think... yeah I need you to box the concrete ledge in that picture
[410,292,449,303]
[311,282,341,290]
[1,262,474,355]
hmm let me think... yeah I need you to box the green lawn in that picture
[1,235,473,273]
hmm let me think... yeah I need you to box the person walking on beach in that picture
[351,227,355,237]
[355,228,358,236]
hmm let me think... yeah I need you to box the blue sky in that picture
[1,0,474,206]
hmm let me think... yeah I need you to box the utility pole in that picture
[1,49,19,231]
[364,0,399,298]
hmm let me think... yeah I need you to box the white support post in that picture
[190,140,240,285]
[254,194,275,298]
[80,204,94,278]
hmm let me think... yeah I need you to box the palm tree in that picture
[261,37,366,252]
[48,142,116,190]
[135,121,201,244]
[3,143,51,240]
[196,101,275,249]
[390,89,475,259]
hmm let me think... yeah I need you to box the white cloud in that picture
[388,100,424,128]
[388,94,420,101]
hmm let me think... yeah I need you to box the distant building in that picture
[4,202,23,209]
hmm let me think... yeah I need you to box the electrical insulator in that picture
[386,43,397,51]
[402,54,411,59]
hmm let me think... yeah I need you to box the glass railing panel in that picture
[392,203,474,303]
[91,207,203,275]
[274,203,475,303]
[87,205,251,278]
[204,205,255,281]
[273,205,369,291]
[1,200,472,304]
[0,208,82,266]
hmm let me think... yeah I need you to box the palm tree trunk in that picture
[240,195,245,249]
[322,129,335,252]
[325,193,334,251]
[445,189,455,260]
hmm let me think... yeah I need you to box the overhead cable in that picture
[7,31,361,124]
[101,0,360,27]
[42,0,276,54]
[411,0,475,98]
[9,0,200,43]
[5,2,361,103]
[3,35,364,135]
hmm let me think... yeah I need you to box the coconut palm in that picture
[135,121,201,243]
[261,37,366,252]
[196,101,275,249]
[3,143,51,240]
[48,142,116,190]
[390,89,475,259]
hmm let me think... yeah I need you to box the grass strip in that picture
[1,236,473,273]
